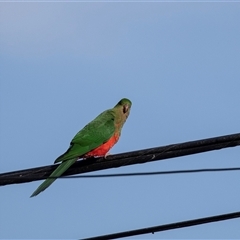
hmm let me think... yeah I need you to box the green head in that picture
[114,98,132,119]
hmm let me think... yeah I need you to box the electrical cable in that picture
[1,167,239,181]
[82,211,240,240]
[1,132,240,186]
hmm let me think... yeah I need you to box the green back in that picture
[55,109,115,163]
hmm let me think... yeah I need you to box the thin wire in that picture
[82,211,240,240]
[7,167,239,181]
[60,167,240,178]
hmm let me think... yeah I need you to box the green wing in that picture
[30,109,116,197]
[54,109,115,163]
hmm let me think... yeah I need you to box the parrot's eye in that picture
[123,105,128,114]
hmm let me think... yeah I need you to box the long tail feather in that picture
[30,159,76,197]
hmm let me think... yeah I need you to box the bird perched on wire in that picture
[30,98,132,197]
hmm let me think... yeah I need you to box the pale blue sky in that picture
[1,2,240,239]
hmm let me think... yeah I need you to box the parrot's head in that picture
[115,98,132,120]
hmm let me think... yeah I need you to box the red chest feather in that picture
[85,134,120,157]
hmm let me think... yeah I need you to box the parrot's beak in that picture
[123,105,129,114]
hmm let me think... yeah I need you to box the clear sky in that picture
[1,2,240,239]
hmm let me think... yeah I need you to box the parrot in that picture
[30,98,132,197]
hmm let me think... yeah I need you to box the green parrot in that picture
[30,98,132,197]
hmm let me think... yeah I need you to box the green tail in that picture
[30,159,76,197]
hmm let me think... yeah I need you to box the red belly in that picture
[85,134,120,157]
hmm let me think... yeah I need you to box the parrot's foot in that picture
[81,154,110,160]
[81,156,95,161]
[104,152,111,159]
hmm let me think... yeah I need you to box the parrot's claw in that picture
[104,152,111,159]
[81,156,95,161]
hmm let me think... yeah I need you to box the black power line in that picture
[1,133,240,186]
[61,167,240,177]
[82,211,240,240]
[1,167,240,181]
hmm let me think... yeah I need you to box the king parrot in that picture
[30,98,132,197]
